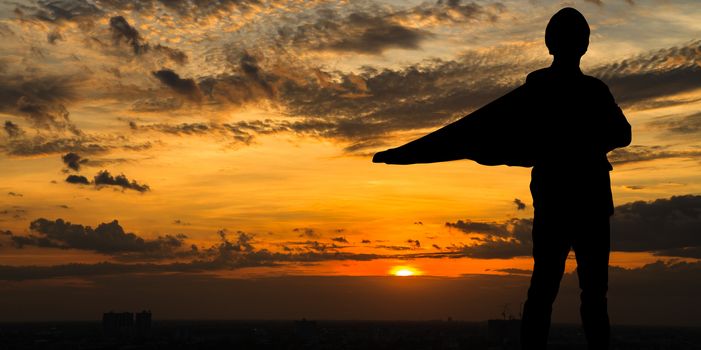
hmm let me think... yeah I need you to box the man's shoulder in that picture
[526,68,612,93]
[525,68,550,83]
[581,74,610,90]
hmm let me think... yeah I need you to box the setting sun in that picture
[390,266,421,277]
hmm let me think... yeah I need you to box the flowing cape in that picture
[373,84,536,167]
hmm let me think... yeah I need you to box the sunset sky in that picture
[1,0,700,324]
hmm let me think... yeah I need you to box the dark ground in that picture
[0,320,699,349]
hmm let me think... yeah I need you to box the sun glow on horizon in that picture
[390,266,421,277]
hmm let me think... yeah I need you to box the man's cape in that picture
[373,84,536,167]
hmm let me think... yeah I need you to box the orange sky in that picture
[0,0,700,323]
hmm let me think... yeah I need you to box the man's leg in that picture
[521,212,571,350]
[573,215,611,350]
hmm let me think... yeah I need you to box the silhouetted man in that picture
[519,8,631,350]
[372,7,631,350]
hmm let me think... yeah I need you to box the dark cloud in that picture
[399,0,505,24]
[0,75,77,108]
[239,52,274,97]
[0,23,13,37]
[407,239,421,248]
[93,170,150,192]
[1,219,380,278]
[197,55,281,106]
[443,195,701,259]
[274,44,543,147]
[611,195,701,258]
[131,120,292,146]
[17,0,102,24]
[293,227,318,239]
[322,13,430,54]
[152,69,202,102]
[109,16,146,55]
[2,134,110,157]
[109,41,541,150]
[649,111,701,135]
[93,0,263,20]
[7,192,23,197]
[495,268,532,275]
[214,229,255,255]
[0,207,27,220]
[331,236,349,244]
[278,11,431,55]
[15,96,79,134]
[608,145,701,165]
[445,219,511,237]
[121,141,153,152]
[296,240,341,253]
[64,168,150,191]
[108,16,188,64]
[118,40,701,155]
[11,218,186,259]
[82,157,132,167]
[444,218,533,259]
[278,2,505,55]
[375,245,413,251]
[6,218,263,263]
[592,40,701,107]
[3,121,24,138]
[47,30,63,44]
[513,198,526,210]
[153,44,188,65]
[65,174,89,184]
[130,97,183,112]
[0,74,81,134]
[2,193,701,278]
[361,239,371,244]
[135,122,214,135]
[61,152,87,171]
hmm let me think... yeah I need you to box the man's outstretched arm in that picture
[372,85,530,165]
[372,116,475,165]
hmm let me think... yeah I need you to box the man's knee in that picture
[527,278,562,305]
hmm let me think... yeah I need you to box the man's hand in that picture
[372,149,392,163]
[373,148,415,164]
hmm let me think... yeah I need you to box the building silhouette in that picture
[135,310,152,332]
[102,310,151,336]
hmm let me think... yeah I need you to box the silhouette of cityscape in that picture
[0,314,699,349]
[102,310,152,336]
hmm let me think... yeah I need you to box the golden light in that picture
[390,266,420,277]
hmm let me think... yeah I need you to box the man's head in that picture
[545,7,590,58]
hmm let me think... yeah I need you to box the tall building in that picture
[103,311,134,335]
[135,310,152,332]
[102,310,151,336]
